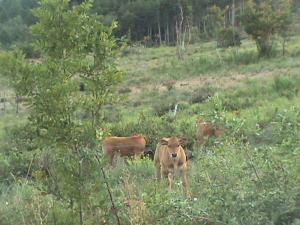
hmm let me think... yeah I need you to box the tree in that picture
[0,0,37,48]
[239,0,292,57]
[204,5,224,38]
[1,0,122,224]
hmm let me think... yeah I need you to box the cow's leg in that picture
[113,151,122,167]
[180,169,190,197]
[162,169,172,190]
[162,169,168,179]
[104,152,114,167]
[155,164,162,181]
[134,152,143,161]
[167,172,174,191]
[103,146,115,167]
[197,135,204,148]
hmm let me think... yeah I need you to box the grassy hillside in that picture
[119,37,300,83]
[79,37,300,224]
[1,35,300,224]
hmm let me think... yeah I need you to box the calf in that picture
[102,135,146,166]
[196,118,224,147]
[154,137,190,196]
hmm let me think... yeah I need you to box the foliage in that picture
[1,0,122,224]
[190,85,217,104]
[239,0,292,57]
[0,2,300,224]
[1,0,299,49]
[1,123,38,180]
[204,5,224,38]
[217,27,241,48]
[0,0,37,49]
[273,75,299,98]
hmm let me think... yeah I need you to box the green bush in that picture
[1,123,39,179]
[0,183,73,225]
[190,141,300,225]
[190,86,217,104]
[217,27,241,48]
[270,107,300,146]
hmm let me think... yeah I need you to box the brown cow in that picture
[196,118,224,147]
[102,134,146,166]
[154,137,190,196]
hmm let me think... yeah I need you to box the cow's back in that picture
[102,135,146,157]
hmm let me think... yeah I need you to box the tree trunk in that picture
[157,11,162,46]
[166,23,170,45]
[187,19,191,45]
[203,20,207,36]
[232,0,235,27]
[176,4,185,60]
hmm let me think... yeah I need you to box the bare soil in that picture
[128,68,289,95]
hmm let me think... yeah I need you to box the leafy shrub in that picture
[190,142,300,225]
[0,183,77,225]
[270,107,300,146]
[190,85,217,104]
[217,27,241,48]
[239,0,292,57]
[2,123,39,178]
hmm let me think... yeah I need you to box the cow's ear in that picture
[160,138,169,145]
[179,138,187,146]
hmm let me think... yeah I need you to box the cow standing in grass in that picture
[154,137,190,196]
[102,134,146,166]
[196,117,224,147]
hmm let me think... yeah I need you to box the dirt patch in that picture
[127,68,289,95]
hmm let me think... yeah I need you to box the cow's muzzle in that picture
[171,153,177,158]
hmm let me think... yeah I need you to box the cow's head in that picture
[160,137,185,160]
[196,117,205,126]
